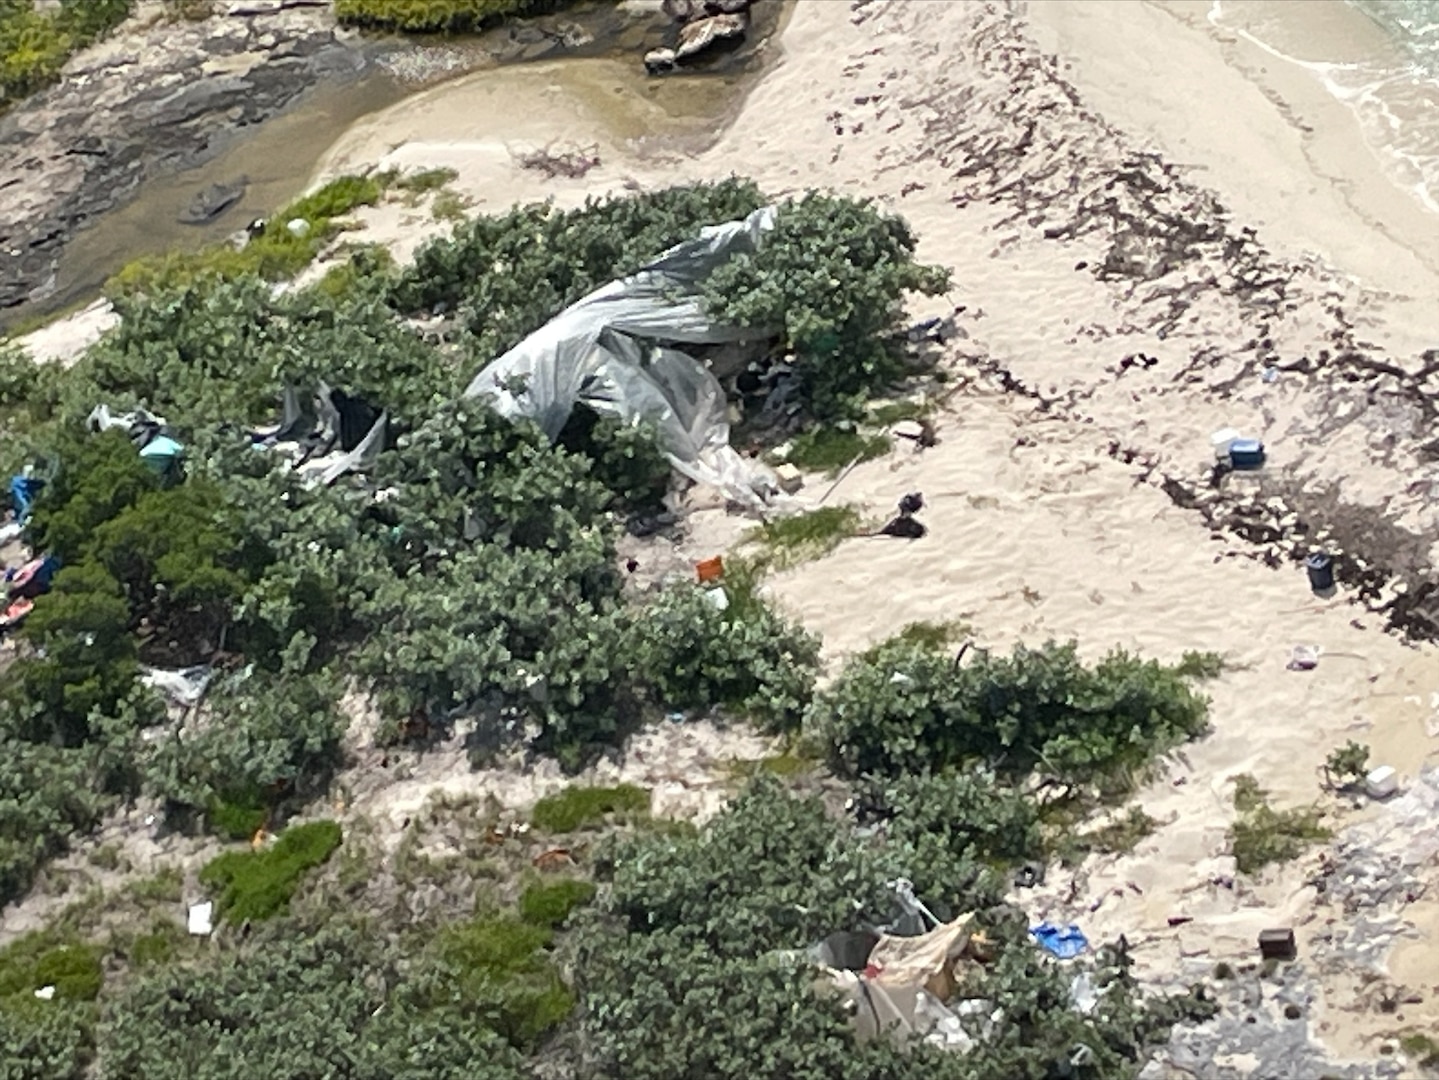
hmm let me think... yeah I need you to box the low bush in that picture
[334,0,568,34]
[746,505,863,567]
[815,636,1210,790]
[99,924,530,1080]
[530,784,649,833]
[0,934,102,1002]
[518,878,596,928]
[625,582,820,731]
[1229,774,1330,875]
[433,914,572,1046]
[105,173,392,296]
[782,426,891,475]
[580,778,1214,1080]
[0,0,132,111]
[198,820,342,922]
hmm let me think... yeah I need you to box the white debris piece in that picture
[188,901,214,936]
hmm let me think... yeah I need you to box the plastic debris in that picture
[1365,765,1399,800]
[141,665,214,708]
[33,985,55,1001]
[285,218,310,237]
[188,901,214,936]
[704,586,729,612]
[1287,645,1320,671]
[1030,922,1089,959]
[1069,971,1099,1015]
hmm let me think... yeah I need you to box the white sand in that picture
[12,0,1439,1060]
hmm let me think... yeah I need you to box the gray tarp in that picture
[463,205,783,508]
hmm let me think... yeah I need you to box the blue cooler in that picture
[1229,438,1265,469]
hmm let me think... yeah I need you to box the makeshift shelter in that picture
[251,383,389,488]
[815,914,979,1051]
[463,205,783,508]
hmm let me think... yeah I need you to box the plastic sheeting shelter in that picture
[463,205,782,507]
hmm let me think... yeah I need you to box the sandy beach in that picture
[12,0,1439,1069]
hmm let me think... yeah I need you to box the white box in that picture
[1365,765,1398,800]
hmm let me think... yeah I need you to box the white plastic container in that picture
[1210,428,1242,462]
[1365,765,1398,800]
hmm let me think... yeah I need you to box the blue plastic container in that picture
[1229,438,1265,469]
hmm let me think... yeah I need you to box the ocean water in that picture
[1211,0,1439,215]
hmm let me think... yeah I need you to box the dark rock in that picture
[178,178,247,224]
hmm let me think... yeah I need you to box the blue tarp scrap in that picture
[1030,922,1089,959]
[9,474,44,523]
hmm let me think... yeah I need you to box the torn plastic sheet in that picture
[141,665,214,707]
[463,206,784,510]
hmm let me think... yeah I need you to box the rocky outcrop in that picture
[0,6,375,319]
[648,0,752,74]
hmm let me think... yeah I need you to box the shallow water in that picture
[12,0,787,332]
[1211,0,1439,215]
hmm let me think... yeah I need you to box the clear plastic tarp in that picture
[463,205,783,509]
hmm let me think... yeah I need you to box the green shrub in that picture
[1323,741,1370,791]
[0,934,101,1002]
[106,174,391,295]
[583,778,1213,1080]
[519,878,596,928]
[815,636,1210,789]
[396,166,459,196]
[198,820,342,922]
[625,583,820,730]
[782,426,891,474]
[335,0,570,35]
[1229,775,1329,875]
[100,924,530,1080]
[703,192,950,419]
[530,784,649,833]
[144,670,346,824]
[746,505,863,567]
[557,406,670,514]
[434,914,573,1047]
[10,561,139,746]
[206,791,268,842]
[0,0,132,110]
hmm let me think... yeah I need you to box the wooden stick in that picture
[818,453,864,505]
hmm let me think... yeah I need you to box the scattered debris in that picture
[517,141,602,180]
[1258,928,1296,962]
[696,556,724,584]
[141,665,215,709]
[1365,765,1399,801]
[187,901,214,936]
[1305,552,1335,593]
[874,492,927,539]
[1030,921,1089,959]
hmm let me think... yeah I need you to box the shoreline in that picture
[1025,0,1439,346]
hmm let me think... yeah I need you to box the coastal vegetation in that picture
[333,0,571,34]
[0,0,131,113]
[0,177,1222,1076]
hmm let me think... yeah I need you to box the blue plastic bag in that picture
[1030,921,1089,959]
